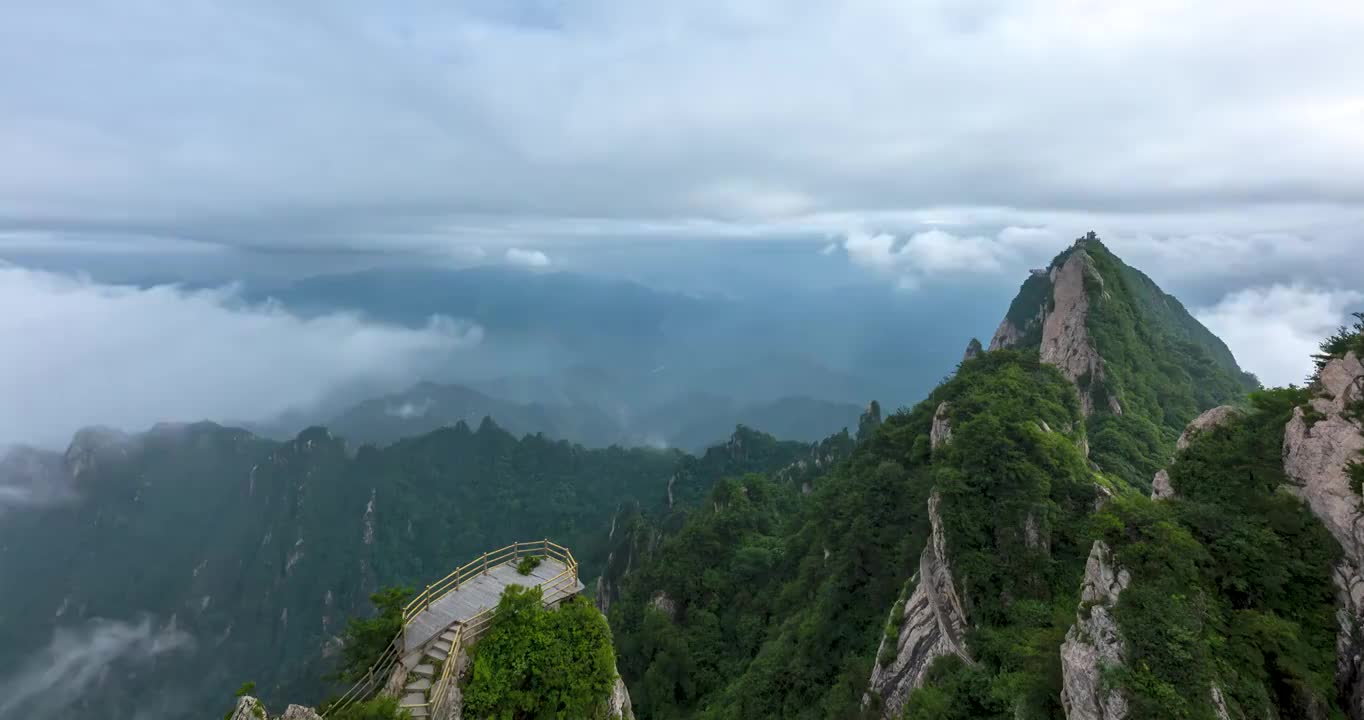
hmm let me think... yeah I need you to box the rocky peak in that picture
[1176,405,1242,452]
[64,425,136,480]
[858,400,883,443]
[962,337,983,363]
[1037,249,1114,417]
[1060,540,1131,720]
[227,696,323,720]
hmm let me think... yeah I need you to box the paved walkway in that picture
[402,558,583,652]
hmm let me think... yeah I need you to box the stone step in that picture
[425,646,449,662]
[409,706,430,718]
[440,629,459,643]
[414,664,435,677]
[405,678,432,692]
[401,693,427,707]
[432,639,452,653]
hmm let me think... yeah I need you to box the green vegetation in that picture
[326,696,413,720]
[1315,312,1364,371]
[0,418,681,714]
[1077,238,1259,490]
[1094,388,1341,718]
[463,586,619,719]
[516,554,543,575]
[613,351,1101,718]
[332,587,410,683]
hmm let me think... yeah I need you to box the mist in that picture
[0,616,193,719]
[0,264,483,447]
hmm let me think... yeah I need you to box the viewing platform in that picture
[325,539,582,719]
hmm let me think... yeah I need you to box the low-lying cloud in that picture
[505,248,551,268]
[0,445,73,514]
[834,226,1063,288]
[1196,285,1364,387]
[0,264,483,447]
[0,616,193,719]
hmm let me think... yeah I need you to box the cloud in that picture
[385,399,432,419]
[505,247,551,268]
[0,265,483,446]
[0,445,73,513]
[0,616,193,719]
[1195,285,1364,387]
[0,1,1361,251]
[835,226,1062,288]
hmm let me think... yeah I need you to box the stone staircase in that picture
[398,626,460,718]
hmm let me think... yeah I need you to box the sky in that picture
[2,0,1363,444]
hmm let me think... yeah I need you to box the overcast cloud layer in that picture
[0,265,481,446]
[1,0,1362,411]
[2,0,1363,248]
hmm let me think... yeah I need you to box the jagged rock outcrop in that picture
[1060,540,1131,720]
[863,491,971,719]
[858,400,883,443]
[1151,469,1174,501]
[1150,405,1243,501]
[963,337,984,363]
[989,317,1024,351]
[227,696,322,720]
[606,673,636,719]
[930,402,952,450]
[1283,351,1364,719]
[1177,405,1242,452]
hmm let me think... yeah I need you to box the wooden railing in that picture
[325,539,579,718]
[402,538,577,620]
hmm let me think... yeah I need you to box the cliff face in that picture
[863,491,972,719]
[227,696,322,720]
[1282,351,1364,718]
[1037,250,1112,417]
[1060,541,1131,720]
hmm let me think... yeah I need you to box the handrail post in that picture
[482,551,488,575]
[425,584,432,610]
[513,540,519,561]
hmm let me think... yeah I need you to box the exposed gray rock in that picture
[989,318,1024,351]
[279,706,323,720]
[226,696,320,720]
[1151,469,1174,501]
[1281,352,1364,720]
[1039,250,1109,417]
[1023,511,1046,552]
[963,337,984,363]
[1150,405,1243,501]
[931,402,953,450]
[228,697,265,720]
[606,672,635,719]
[1177,405,1242,451]
[1210,684,1232,720]
[1060,541,1130,720]
[649,591,677,620]
[863,491,971,719]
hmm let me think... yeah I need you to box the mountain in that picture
[988,232,1259,489]
[294,379,862,453]
[606,234,1358,720]
[0,419,683,718]
[0,415,844,719]
[322,381,626,447]
[6,233,1361,720]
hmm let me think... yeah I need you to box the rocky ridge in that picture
[1282,351,1364,719]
